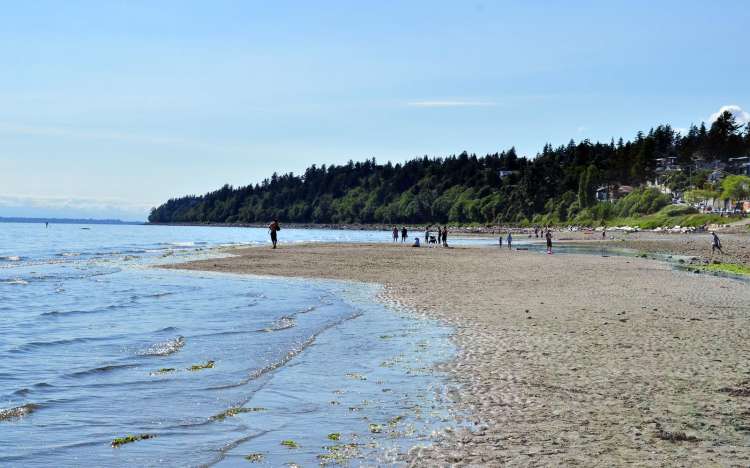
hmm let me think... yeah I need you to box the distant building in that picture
[728,156,750,176]
[655,157,681,174]
[707,170,726,184]
[498,170,517,178]
[595,184,634,203]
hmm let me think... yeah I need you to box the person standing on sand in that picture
[546,229,553,254]
[401,226,407,243]
[425,226,430,244]
[602,228,606,240]
[507,232,512,250]
[442,226,448,247]
[392,226,399,243]
[711,232,723,254]
[269,219,281,249]
[498,235,502,247]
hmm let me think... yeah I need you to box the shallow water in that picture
[0,223,459,466]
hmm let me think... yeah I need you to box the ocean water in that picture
[0,223,459,466]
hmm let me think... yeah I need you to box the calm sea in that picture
[0,223,460,466]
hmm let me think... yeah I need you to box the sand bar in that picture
[167,242,750,466]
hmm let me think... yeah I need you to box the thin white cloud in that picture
[576,126,588,133]
[407,100,496,108]
[709,104,750,125]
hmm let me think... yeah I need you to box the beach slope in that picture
[167,243,750,466]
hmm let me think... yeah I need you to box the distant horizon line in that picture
[0,216,144,225]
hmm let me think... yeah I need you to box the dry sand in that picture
[167,243,750,467]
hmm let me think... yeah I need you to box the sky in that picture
[1,1,748,221]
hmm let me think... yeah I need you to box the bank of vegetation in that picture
[150,111,750,227]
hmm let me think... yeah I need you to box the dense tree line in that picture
[149,111,750,225]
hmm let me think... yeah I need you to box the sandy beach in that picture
[167,242,750,466]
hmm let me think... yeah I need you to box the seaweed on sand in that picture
[719,381,750,397]
[111,433,156,447]
[187,360,215,371]
[655,430,699,442]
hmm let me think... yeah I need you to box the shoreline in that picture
[166,242,750,466]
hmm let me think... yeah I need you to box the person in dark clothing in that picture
[425,227,430,244]
[507,232,512,250]
[546,230,553,254]
[442,227,448,246]
[711,232,723,254]
[392,226,399,242]
[401,226,408,242]
[269,219,281,249]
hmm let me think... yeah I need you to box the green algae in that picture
[368,423,382,433]
[388,415,404,426]
[701,262,750,276]
[151,367,176,375]
[281,439,299,448]
[327,432,341,441]
[111,433,155,447]
[187,360,215,371]
[210,406,266,421]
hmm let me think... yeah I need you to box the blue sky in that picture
[1,1,748,220]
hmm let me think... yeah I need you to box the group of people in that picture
[268,220,724,260]
[391,226,409,243]
[391,226,448,247]
[499,228,554,253]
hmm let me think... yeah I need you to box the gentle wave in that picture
[66,364,139,379]
[207,311,362,390]
[263,316,296,332]
[139,336,186,357]
[0,255,22,262]
[10,335,118,353]
[1,279,29,286]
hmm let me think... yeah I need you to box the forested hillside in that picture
[149,111,750,225]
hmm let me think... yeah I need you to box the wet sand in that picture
[167,243,750,466]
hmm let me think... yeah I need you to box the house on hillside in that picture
[729,156,750,176]
[498,170,517,178]
[707,170,726,185]
[596,184,634,203]
[692,158,726,172]
[655,157,681,174]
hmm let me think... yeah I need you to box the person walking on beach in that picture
[546,229,553,254]
[507,232,512,250]
[711,232,723,254]
[401,226,408,243]
[442,226,448,247]
[498,235,502,247]
[269,219,281,249]
[392,226,399,243]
